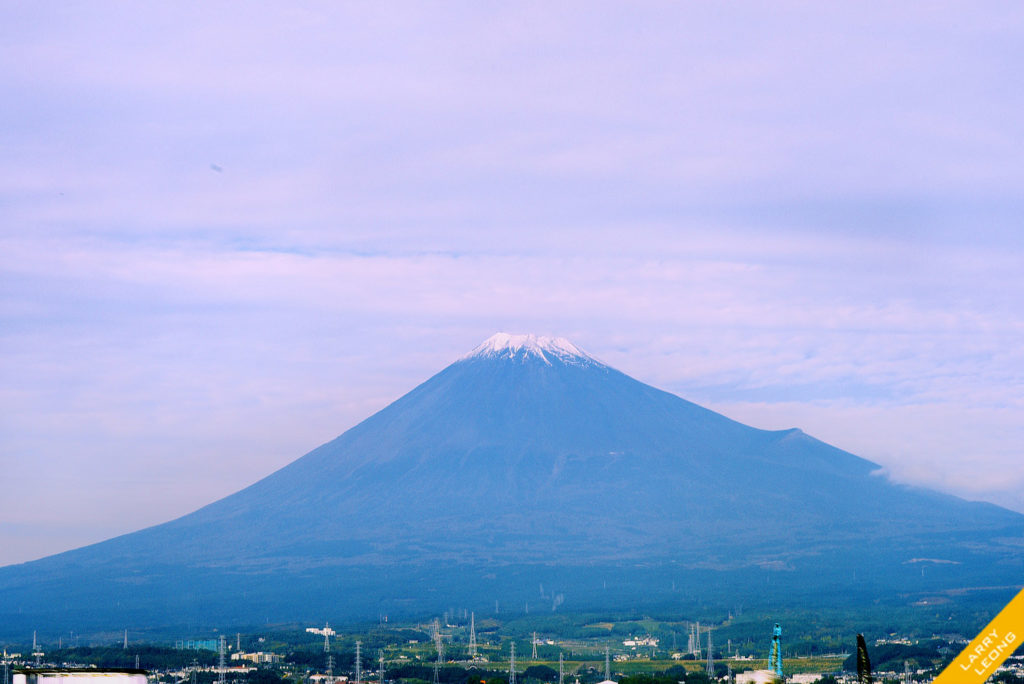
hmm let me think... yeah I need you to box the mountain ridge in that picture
[2,334,1022,634]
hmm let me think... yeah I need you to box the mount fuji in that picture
[2,333,1022,633]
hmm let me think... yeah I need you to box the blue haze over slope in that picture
[1,334,1022,634]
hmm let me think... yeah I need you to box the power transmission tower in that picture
[432,621,443,684]
[324,628,331,653]
[509,643,517,684]
[135,655,139,670]
[379,650,385,684]
[356,641,363,684]
[124,630,128,650]
[532,633,538,659]
[218,635,227,684]
[469,613,477,659]
[327,655,335,679]
[558,653,564,684]
[706,629,714,678]
[604,647,610,681]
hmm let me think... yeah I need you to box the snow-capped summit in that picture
[463,332,601,366]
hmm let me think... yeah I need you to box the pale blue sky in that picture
[2,2,1023,565]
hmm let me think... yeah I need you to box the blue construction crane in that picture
[769,623,783,678]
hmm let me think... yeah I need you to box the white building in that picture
[231,652,283,664]
[14,670,147,684]
[789,674,822,684]
[735,670,781,684]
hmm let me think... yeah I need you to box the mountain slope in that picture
[2,334,1022,633]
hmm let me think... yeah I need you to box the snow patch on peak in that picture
[462,333,602,367]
